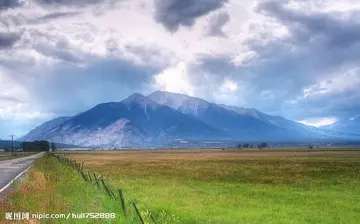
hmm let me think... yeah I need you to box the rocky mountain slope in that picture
[20,91,360,147]
[20,93,221,147]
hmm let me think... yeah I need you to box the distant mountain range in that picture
[320,115,360,135]
[19,91,360,147]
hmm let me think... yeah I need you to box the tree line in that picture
[20,141,57,152]
[237,142,269,149]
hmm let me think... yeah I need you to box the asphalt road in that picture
[0,152,45,193]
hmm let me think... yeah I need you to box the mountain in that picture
[20,93,221,147]
[19,116,72,141]
[148,91,321,140]
[20,91,360,148]
[219,105,319,136]
[320,116,360,135]
[219,105,360,139]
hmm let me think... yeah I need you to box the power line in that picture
[9,134,16,156]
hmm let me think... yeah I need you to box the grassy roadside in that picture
[0,154,127,224]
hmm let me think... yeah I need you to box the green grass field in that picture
[63,149,360,224]
[1,149,360,223]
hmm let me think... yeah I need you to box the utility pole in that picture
[9,134,15,156]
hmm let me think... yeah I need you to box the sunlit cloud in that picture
[298,117,337,127]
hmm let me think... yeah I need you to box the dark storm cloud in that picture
[194,55,235,78]
[31,44,82,64]
[218,0,360,119]
[154,0,228,32]
[256,0,360,48]
[14,56,161,116]
[184,0,360,120]
[35,0,104,6]
[33,0,122,16]
[0,31,22,49]
[18,28,87,63]
[34,43,82,62]
[0,0,23,10]
[207,11,229,37]
[294,87,360,119]
[123,43,176,67]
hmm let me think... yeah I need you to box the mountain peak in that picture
[148,90,209,110]
[150,90,191,97]
[123,93,147,103]
[127,93,146,100]
[149,90,203,99]
[122,93,159,109]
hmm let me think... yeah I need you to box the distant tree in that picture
[20,142,25,151]
[257,142,268,149]
[308,144,314,149]
[236,144,242,149]
[21,141,50,152]
[51,142,57,151]
[242,143,250,148]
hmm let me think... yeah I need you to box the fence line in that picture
[51,153,157,224]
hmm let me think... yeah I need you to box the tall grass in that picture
[0,154,126,223]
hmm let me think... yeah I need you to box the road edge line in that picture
[0,153,43,194]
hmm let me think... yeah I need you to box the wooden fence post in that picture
[93,173,100,189]
[105,182,117,201]
[88,171,92,183]
[80,171,88,182]
[132,202,145,224]
[101,179,112,198]
[118,189,126,216]
[94,176,103,188]
[144,204,156,224]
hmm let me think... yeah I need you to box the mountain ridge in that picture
[20,93,222,147]
[148,91,323,140]
[320,117,360,135]
[19,91,360,147]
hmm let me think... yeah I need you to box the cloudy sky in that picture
[1,0,360,139]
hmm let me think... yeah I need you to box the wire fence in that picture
[52,153,156,224]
